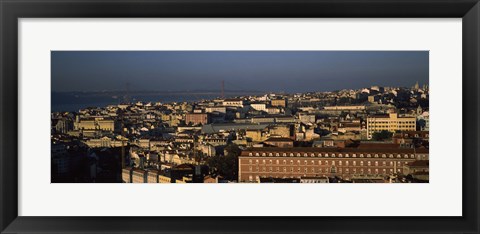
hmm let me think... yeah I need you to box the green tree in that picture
[372,130,393,141]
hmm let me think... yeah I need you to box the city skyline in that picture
[52,51,429,93]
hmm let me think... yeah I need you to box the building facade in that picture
[185,113,210,125]
[366,113,416,139]
[238,147,428,182]
[271,98,287,107]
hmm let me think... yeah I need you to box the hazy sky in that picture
[51,51,428,93]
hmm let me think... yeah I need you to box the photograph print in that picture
[51,51,429,183]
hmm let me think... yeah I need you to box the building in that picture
[323,105,365,111]
[403,160,429,181]
[185,113,210,125]
[250,103,267,112]
[271,98,287,107]
[147,170,161,183]
[122,168,132,183]
[238,146,428,183]
[205,106,227,114]
[222,98,244,107]
[366,113,416,139]
[264,137,294,147]
[300,176,329,183]
[132,169,147,183]
[75,117,116,132]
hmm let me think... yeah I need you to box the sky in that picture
[51,51,428,93]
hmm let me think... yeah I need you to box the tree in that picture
[372,130,393,141]
[206,144,241,181]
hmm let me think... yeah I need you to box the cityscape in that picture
[51,51,429,183]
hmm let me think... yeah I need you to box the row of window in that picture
[247,152,418,159]
[369,125,415,129]
[246,167,402,174]
[245,159,406,167]
[367,121,415,124]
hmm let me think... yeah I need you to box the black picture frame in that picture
[1,0,479,233]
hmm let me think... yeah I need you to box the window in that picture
[262,153,266,156]
[367,161,371,166]
[275,153,280,156]
[269,153,273,156]
[255,153,259,156]
[249,153,252,156]
[255,160,259,164]
[352,154,356,158]
[345,154,349,158]
[382,154,386,158]
[249,159,252,164]
[360,161,364,166]
[249,166,252,172]
[304,160,308,165]
[353,161,357,166]
[339,161,342,166]
[375,161,378,166]
[360,154,364,158]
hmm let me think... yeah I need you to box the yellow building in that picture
[271,98,287,107]
[75,118,115,132]
[246,129,267,142]
[366,113,416,139]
